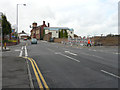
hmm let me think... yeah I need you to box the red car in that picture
[24,38,27,40]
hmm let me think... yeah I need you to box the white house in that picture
[18,31,29,39]
[44,27,74,39]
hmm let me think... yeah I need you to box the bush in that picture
[2,40,17,43]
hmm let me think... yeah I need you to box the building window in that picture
[56,31,58,33]
[71,32,72,34]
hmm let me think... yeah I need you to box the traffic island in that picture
[2,47,10,51]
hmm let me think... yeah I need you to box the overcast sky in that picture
[0,0,119,36]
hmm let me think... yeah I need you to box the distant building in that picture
[44,27,74,39]
[31,21,48,40]
[18,31,29,39]
[74,34,78,38]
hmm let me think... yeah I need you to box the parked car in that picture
[31,38,37,44]
[49,38,54,42]
[24,38,27,41]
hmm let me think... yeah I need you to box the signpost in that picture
[0,12,2,52]
[0,12,2,90]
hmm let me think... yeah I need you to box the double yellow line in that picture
[24,57,49,90]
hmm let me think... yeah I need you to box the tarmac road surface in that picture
[2,40,119,89]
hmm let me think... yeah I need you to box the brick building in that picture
[31,21,49,40]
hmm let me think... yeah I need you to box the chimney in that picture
[43,21,45,25]
[32,22,37,28]
[48,23,50,27]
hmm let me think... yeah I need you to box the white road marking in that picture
[55,52,80,62]
[65,51,77,56]
[15,49,21,51]
[80,52,105,59]
[113,52,120,55]
[19,46,23,57]
[101,70,120,79]
[92,55,104,59]
[55,52,61,54]
[81,52,90,56]
[25,46,28,57]
[47,48,55,52]
[93,50,96,51]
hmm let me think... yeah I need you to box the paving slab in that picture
[2,56,30,89]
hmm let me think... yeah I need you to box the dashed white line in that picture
[101,70,120,79]
[25,46,28,57]
[55,52,80,62]
[65,51,77,56]
[47,48,55,52]
[92,55,104,59]
[19,46,23,57]
[113,52,120,55]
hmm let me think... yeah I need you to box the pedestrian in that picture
[87,39,91,47]
[4,42,6,49]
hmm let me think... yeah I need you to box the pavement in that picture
[2,41,31,89]
[1,40,120,89]
[0,47,10,51]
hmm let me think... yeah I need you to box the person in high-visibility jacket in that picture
[4,42,6,49]
[87,39,91,47]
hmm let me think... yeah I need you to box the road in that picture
[2,40,119,89]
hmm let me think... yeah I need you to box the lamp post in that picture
[16,4,26,44]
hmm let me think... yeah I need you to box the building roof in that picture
[19,33,29,36]
[44,27,74,31]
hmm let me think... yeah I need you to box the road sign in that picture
[12,35,15,38]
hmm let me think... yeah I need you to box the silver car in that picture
[31,38,37,44]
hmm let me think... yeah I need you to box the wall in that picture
[43,33,52,41]
[45,30,59,38]
[54,38,68,43]
[90,36,119,46]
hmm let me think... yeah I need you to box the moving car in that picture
[31,38,37,44]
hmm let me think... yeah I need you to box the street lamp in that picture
[16,4,26,44]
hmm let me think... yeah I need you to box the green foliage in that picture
[2,14,12,39]
[60,29,63,38]
[43,29,45,37]
[59,31,61,38]
[64,29,68,38]
[106,34,114,37]
[59,29,68,38]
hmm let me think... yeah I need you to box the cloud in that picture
[0,0,118,36]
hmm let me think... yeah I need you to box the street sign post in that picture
[0,12,2,90]
[0,12,2,52]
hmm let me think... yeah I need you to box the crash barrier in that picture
[61,38,94,46]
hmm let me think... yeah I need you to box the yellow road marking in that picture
[31,58,49,90]
[23,57,49,89]
[27,57,44,89]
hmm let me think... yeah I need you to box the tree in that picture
[59,29,68,38]
[2,14,12,40]
[59,31,61,38]
[64,29,68,38]
[60,29,63,38]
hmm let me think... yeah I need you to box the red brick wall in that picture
[54,38,68,43]
[91,36,119,46]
